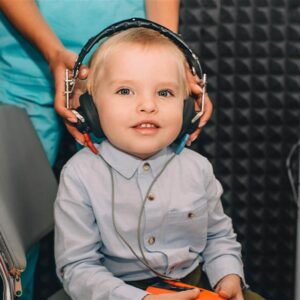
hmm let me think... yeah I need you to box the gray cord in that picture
[100,152,179,280]
[136,154,177,280]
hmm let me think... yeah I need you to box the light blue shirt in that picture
[55,141,245,300]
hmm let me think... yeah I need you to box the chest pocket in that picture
[162,202,208,252]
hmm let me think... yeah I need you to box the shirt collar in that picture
[98,140,175,179]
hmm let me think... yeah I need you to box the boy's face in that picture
[94,43,185,159]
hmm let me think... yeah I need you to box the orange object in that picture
[83,133,98,154]
[146,280,225,300]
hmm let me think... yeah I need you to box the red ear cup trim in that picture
[83,133,98,154]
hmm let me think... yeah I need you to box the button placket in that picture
[139,162,161,249]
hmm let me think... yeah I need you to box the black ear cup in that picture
[77,92,105,138]
[74,94,198,141]
[178,97,199,139]
[76,92,198,141]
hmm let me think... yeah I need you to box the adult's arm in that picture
[0,0,85,143]
[0,0,64,62]
[145,0,180,33]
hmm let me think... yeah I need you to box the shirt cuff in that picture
[204,255,246,289]
[111,284,149,300]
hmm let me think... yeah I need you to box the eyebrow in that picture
[156,82,180,89]
[108,79,180,89]
[108,79,137,87]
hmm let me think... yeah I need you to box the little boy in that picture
[55,27,264,300]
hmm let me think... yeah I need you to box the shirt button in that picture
[148,236,156,245]
[188,212,195,219]
[147,192,155,201]
[143,163,150,171]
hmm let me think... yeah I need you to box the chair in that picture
[0,105,70,300]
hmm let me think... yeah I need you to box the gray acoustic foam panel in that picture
[180,1,300,300]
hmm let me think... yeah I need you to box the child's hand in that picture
[185,65,213,146]
[214,274,244,300]
[143,288,200,300]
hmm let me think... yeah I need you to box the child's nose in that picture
[137,96,158,113]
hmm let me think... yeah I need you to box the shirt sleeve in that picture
[201,161,246,289]
[54,164,148,300]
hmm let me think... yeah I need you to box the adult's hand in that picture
[185,69,213,146]
[49,48,88,145]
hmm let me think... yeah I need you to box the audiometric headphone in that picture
[70,17,206,154]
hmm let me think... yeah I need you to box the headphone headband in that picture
[72,17,202,79]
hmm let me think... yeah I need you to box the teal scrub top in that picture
[0,0,146,165]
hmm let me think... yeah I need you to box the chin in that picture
[130,150,158,159]
[116,138,174,159]
[128,146,162,159]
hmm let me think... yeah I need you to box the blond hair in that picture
[86,27,189,98]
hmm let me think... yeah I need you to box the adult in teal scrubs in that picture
[0,1,182,299]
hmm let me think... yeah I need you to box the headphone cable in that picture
[136,154,178,280]
[100,152,180,280]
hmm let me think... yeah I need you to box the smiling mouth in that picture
[135,123,158,128]
[132,122,160,134]
[132,120,160,128]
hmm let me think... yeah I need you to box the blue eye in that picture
[117,88,131,95]
[158,89,173,97]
